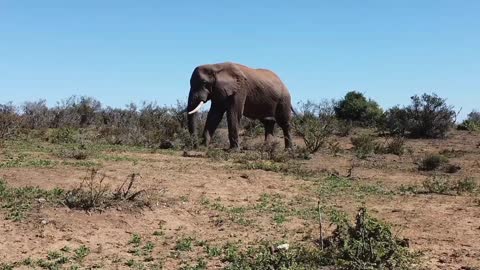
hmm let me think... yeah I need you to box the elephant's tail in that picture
[290,107,298,117]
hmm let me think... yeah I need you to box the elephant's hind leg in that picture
[275,103,293,149]
[261,120,276,143]
[278,121,293,149]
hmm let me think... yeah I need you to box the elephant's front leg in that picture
[202,106,225,147]
[226,107,243,151]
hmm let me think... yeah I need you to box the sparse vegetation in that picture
[0,245,92,269]
[293,100,336,153]
[400,177,478,195]
[0,179,64,221]
[64,169,149,211]
[419,154,449,171]
[175,236,195,251]
[381,136,406,156]
[351,134,378,159]
[0,96,191,148]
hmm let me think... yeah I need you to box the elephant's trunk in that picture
[187,93,197,136]
[186,89,209,148]
[187,113,197,136]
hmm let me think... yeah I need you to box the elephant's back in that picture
[245,68,290,100]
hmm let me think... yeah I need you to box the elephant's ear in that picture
[214,68,245,97]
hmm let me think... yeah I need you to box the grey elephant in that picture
[186,62,293,150]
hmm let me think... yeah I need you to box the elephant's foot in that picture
[226,145,241,153]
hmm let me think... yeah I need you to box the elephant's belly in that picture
[243,100,276,120]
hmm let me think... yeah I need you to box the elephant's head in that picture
[186,63,244,138]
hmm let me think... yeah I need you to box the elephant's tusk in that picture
[187,101,205,114]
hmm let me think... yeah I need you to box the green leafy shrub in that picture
[458,110,480,131]
[47,128,79,144]
[224,208,418,270]
[422,176,450,194]
[384,93,455,138]
[421,176,477,195]
[350,134,378,159]
[455,178,477,193]
[334,91,383,127]
[325,208,417,269]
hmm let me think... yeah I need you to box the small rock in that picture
[41,219,48,225]
[37,198,46,203]
[276,243,289,251]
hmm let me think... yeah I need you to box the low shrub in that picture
[419,154,448,171]
[47,128,79,144]
[224,208,418,270]
[65,169,149,211]
[422,176,450,194]
[350,134,378,159]
[293,100,336,153]
[421,176,477,195]
[55,145,90,160]
[455,178,478,194]
[382,136,406,156]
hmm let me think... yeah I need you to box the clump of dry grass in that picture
[65,169,150,211]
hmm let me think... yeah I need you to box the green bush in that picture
[334,91,383,127]
[224,208,418,270]
[421,176,477,195]
[351,134,378,159]
[455,178,477,193]
[47,128,79,144]
[458,110,480,131]
[384,93,455,138]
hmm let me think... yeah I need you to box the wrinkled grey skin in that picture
[187,62,293,150]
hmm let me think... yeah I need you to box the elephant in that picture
[186,62,294,150]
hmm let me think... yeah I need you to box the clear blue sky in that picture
[1,1,479,119]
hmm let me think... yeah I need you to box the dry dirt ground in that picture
[1,130,480,269]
